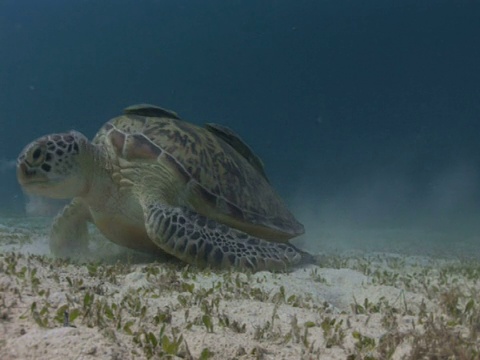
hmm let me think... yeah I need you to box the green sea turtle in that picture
[16,104,311,271]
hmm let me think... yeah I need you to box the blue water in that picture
[1,0,480,253]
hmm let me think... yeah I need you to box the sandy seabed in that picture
[1,216,479,360]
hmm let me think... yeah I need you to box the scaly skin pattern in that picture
[143,203,308,271]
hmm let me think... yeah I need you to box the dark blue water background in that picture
[1,0,479,252]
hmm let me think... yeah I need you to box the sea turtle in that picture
[16,104,311,271]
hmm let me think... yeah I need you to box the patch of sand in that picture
[1,217,479,359]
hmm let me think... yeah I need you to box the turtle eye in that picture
[32,148,42,160]
[28,145,45,165]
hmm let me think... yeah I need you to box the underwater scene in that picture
[1,0,480,359]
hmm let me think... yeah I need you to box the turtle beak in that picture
[16,162,32,186]
[16,162,48,190]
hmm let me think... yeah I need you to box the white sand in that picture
[1,216,479,359]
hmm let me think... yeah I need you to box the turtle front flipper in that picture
[50,198,92,258]
[143,203,311,271]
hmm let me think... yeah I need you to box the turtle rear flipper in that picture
[143,202,306,272]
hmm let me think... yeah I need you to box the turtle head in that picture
[17,131,91,199]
